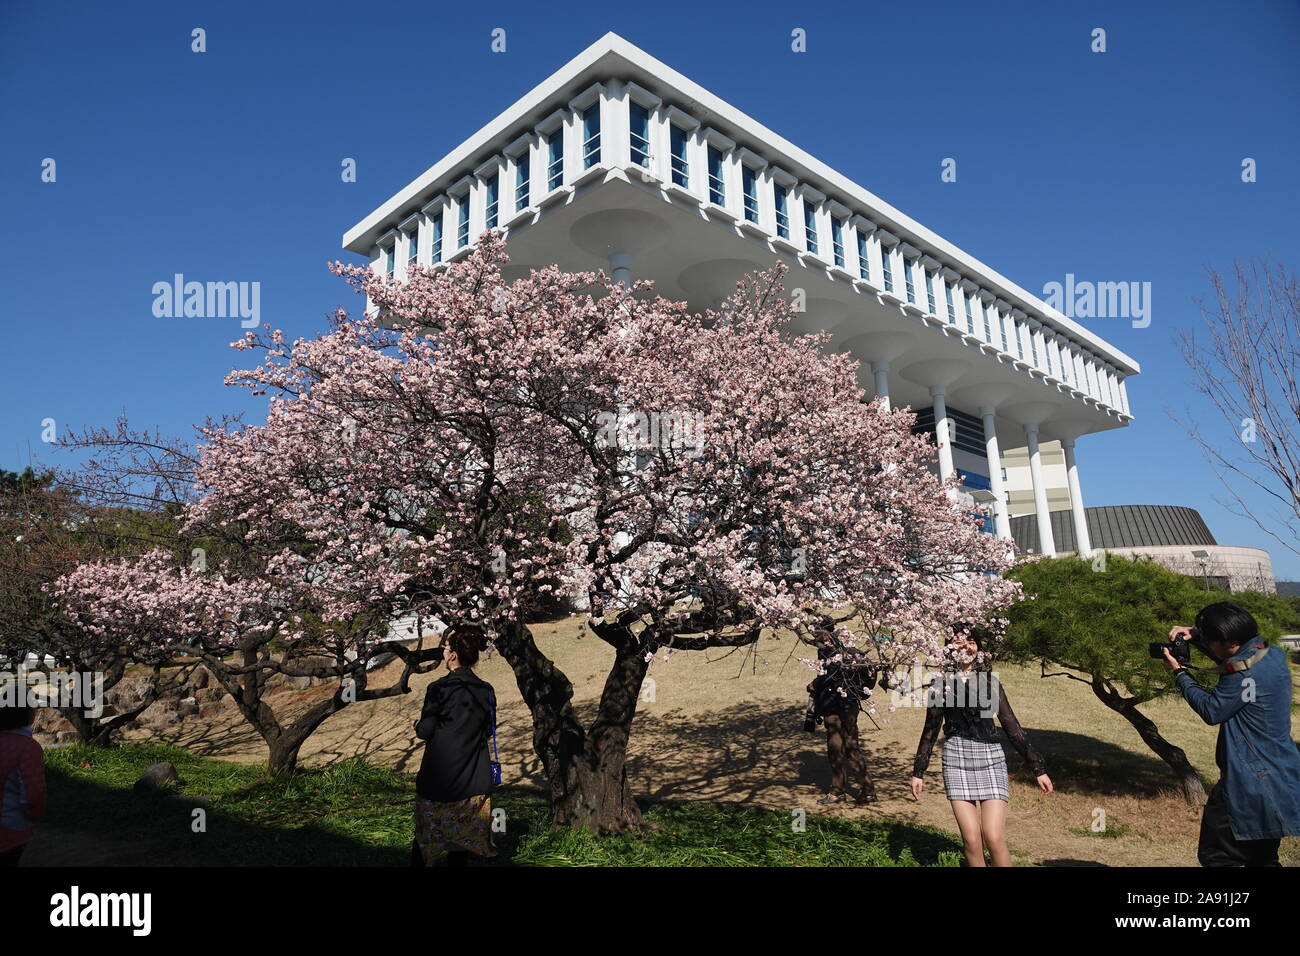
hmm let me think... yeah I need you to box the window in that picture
[669,124,689,187]
[742,166,759,222]
[999,311,1009,352]
[707,145,725,205]
[831,218,845,268]
[945,282,956,326]
[456,195,469,248]
[903,256,916,304]
[629,102,651,168]
[406,228,419,267]
[546,128,563,191]
[384,245,394,276]
[1012,318,1024,360]
[967,293,982,339]
[1029,326,1039,367]
[431,215,443,263]
[774,184,790,239]
[581,103,600,168]
[924,269,936,313]
[856,231,870,280]
[515,152,530,211]
[803,202,818,255]
[484,175,499,230]
[880,243,894,292]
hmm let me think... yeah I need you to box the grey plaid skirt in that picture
[941,735,1009,802]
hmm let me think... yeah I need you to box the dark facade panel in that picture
[1010,505,1217,554]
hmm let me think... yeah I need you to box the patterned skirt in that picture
[941,736,1009,802]
[414,794,498,865]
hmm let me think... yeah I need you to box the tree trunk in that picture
[1090,675,1208,805]
[493,620,647,832]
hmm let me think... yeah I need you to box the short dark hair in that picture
[1194,602,1257,649]
[445,626,488,669]
[0,705,34,732]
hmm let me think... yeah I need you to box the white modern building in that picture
[343,32,1139,557]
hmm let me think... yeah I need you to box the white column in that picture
[609,252,633,288]
[931,386,955,482]
[1025,423,1055,556]
[980,407,1012,539]
[1061,437,1092,557]
[871,360,890,410]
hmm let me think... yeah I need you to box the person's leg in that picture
[979,799,1011,867]
[949,800,986,866]
[1241,839,1282,867]
[823,713,848,797]
[841,709,877,802]
[1197,784,1248,867]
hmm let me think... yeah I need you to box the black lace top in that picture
[911,672,1047,778]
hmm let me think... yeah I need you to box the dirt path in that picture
[124,617,1295,866]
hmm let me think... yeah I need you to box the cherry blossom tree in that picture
[124,232,1018,828]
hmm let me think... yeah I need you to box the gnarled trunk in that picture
[494,620,648,832]
[1091,675,1208,805]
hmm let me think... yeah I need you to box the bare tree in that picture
[1175,258,1300,558]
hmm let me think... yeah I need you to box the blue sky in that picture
[2,0,1298,577]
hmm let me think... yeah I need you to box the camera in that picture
[1149,627,1200,666]
[803,695,822,733]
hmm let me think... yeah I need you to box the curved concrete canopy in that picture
[899,358,970,389]
[569,208,671,258]
[838,329,916,363]
[950,382,1019,411]
[1000,401,1062,426]
[676,257,766,301]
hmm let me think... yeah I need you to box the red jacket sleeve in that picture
[19,740,46,824]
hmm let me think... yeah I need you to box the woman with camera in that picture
[411,626,501,867]
[909,625,1053,866]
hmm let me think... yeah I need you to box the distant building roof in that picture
[1010,505,1217,555]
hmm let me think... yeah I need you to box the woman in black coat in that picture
[411,627,499,867]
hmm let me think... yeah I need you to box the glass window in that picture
[431,215,443,263]
[707,145,725,205]
[669,124,689,187]
[803,202,818,255]
[629,102,651,168]
[774,184,789,239]
[582,103,600,169]
[856,231,870,280]
[741,166,759,222]
[967,293,982,339]
[880,243,894,292]
[406,228,419,266]
[945,283,956,326]
[831,218,845,268]
[384,245,394,275]
[924,269,936,313]
[1012,318,1024,359]
[515,152,530,211]
[547,128,563,191]
[456,195,469,248]
[903,256,916,304]
[485,174,499,230]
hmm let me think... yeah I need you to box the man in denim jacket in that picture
[1162,601,1300,866]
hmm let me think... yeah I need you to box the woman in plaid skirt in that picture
[909,625,1053,866]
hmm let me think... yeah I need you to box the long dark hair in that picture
[943,622,994,672]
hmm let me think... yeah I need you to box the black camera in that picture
[1149,627,1200,666]
[803,695,822,733]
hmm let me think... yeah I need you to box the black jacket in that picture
[414,668,497,802]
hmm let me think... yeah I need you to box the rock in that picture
[54,731,79,745]
[198,701,226,719]
[283,676,311,690]
[33,710,75,735]
[177,701,199,718]
[191,668,210,690]
[134,762,182,794]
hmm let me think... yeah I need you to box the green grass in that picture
[43,744,961,867]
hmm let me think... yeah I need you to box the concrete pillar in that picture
[980,407,1012,539]
[1062,437,1093,557]
[1025,423,1056,556]
[609,252,633,288]
[931,386,955,482]
[871,360,890,410]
